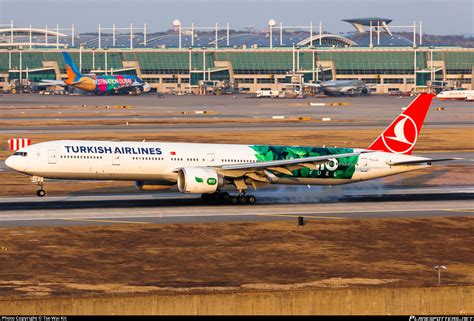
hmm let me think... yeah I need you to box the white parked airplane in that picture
[436,89,474,101]
[5,93,458,204]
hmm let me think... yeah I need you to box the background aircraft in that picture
[303,79,371,96]
[318,79,371,96]
[436,89,474,101]
[62,52,151,95]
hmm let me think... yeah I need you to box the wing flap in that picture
[268,167,294,176]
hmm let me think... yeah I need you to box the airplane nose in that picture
[5,156,15,170]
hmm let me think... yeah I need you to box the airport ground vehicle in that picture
[256,90,280,98]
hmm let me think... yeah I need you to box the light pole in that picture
[79,44,84,73]
[72,24,75,47]
[292,43,295,73]
[280,21,283,46]
[112,24,116,47]
[188,47,192,74]
[98,24,101,49]
[92,47,96,71]
[202,47,206,82]
[433,265,447,286]
[430,47,434,89]
[296,46,300,72]
[104,47,108,75]
[8,47,12,70]
[173,19,182,49]
[18,46,23,93]
[215,22,218,49]
[268,19,276,49]
[130,23,133,50]
[369,20,373,48]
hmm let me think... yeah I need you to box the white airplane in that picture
[436,90,474,101]
[5,93,458,204]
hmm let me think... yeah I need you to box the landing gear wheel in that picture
[238,195,247,204]
[246,195,256,204]
[36,189,46,197]
[202,192,231,203]
[220,192,230,200]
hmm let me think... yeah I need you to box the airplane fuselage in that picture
[436,90,474,101]
[68,75,149,94]
[6,140,428,189]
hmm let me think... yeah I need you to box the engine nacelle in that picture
[177,167,223,194]
[136,181,173,191]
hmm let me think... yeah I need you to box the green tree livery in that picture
[250,145,359,179]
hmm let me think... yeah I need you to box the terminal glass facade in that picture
[0,47,472,93]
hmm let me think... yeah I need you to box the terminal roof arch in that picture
[0,27,66,38]
[297,34,356,47]
[0,27,67,48]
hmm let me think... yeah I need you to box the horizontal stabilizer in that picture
[386,158,462,166]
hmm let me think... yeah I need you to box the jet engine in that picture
[177,167,224,193]
[135,181,173,191]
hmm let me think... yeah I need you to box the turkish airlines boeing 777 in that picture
[5,93,457,204]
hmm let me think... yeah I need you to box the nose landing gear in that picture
[31,176,46,197]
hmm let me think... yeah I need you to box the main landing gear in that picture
[201,191,257,205]
[31,176,46,197]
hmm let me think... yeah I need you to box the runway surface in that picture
[0,94,472,133]
[0,186,472,227]
[0,199,472,228]
[1,121,473,134]
[0,94,472,228]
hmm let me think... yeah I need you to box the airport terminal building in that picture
[1,18,473,94]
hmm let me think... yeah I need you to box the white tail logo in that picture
[381,115,418,154]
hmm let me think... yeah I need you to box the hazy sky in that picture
[1,0,472,35]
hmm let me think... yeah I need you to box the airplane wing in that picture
[339,86,363,93]
[386,158,462,166]
[131,81,144,87]
[303,83,321,88]
[338,87,353,93]
[213,151,369,188]
[220,151,365,171]
[113,81,150,93]
[38,79,66,86]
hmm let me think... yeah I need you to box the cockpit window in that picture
[13,152,27,156]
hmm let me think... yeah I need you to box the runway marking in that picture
[257,214,344,220]
[444,209,474,213]
[61,218,149,224]
[0,207,473,223]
